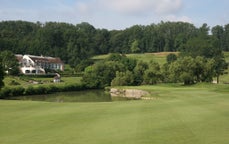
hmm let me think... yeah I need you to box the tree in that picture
[193,56,215,83]
[224,24,229,51]
[181,36,228,83]
[0,64,4,89]
[168,56,217,85]
[133,61,149,85]
[166,53,177,64]
[94,29,110,54]
[131,40,140,53]
[143,61,161,84]
[198,23,210,38]
[106,53,137,71]
[212,25,225,50]
[111,71,134,86]
[0,50,19,75]
[213,56,228,83]
[82,53,138,88]
[169,56,196,85]
[82,60,126,88]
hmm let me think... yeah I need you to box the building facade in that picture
[15,54,64,74]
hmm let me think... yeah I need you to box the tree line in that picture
[82,50,227,88]
[1,20,229,68]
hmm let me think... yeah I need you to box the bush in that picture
[24,86,35,95]
[166,53,177,64]
[24,86,53,95]
[0,86,25,98]
[1,83,87,98]
[61,83,86,91]
[33,86,49,94]
[48,85,59,93]
[10,86,25,96]
[0,87,11,98]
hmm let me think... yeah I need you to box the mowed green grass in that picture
[0,84,228,144]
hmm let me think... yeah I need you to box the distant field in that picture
[0,83,228,144]
[93,52,228,64]
[126,52,177,65]
[92,52,178,65]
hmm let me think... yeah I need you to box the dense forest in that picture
[0,20,229,67]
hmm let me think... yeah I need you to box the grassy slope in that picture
[3,76,82,88]
[0,84,228,144]
[92,52,176,65]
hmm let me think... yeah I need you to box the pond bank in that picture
[110,88,150,99]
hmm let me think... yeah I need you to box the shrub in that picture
[10,86,25,96]
[0,87,11,98]
[48,85,59,93]
[24,86,35,95]
[166,53,177,64]
[1,83,87,98]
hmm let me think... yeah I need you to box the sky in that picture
[0,0,229,30]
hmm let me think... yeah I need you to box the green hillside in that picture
[92,52,177,65]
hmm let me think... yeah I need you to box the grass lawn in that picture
[0,84,228,144]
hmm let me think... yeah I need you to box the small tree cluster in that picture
[166,56,215,85]
[82,51,228,88]
[82,54,163,88]
[82,54,136,88]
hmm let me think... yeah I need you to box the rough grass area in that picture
[0,84,228,144]
[92,52,177,65]
[3,76,82,88]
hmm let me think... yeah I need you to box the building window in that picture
[25,70,30,73]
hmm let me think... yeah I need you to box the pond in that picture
[8,90,133,102]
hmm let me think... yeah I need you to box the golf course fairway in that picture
[0,84,228,144]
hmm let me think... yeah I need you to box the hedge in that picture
[0,83,88,99]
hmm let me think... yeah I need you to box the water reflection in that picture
[9,90,132,102]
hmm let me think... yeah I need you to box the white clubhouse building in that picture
[16,54,64,74]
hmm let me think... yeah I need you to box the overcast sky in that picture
[0,0,228,30]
